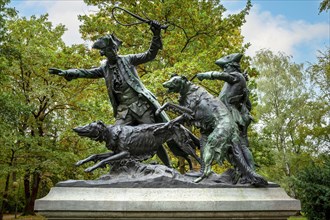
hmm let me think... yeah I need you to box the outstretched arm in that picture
[49,66,104,81]
[196,71,237,84]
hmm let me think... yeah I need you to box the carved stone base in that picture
[35,187,300,219]
[55,163,274,188]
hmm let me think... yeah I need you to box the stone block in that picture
[35,187,300,219]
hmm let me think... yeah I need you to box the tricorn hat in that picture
[92,34,122,50]
[215,53,243,68]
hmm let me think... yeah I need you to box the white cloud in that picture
[47,1,98,45]
[21,0,98,45]
[242,5,329,61]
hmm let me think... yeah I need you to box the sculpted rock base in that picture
[56,161,276,188]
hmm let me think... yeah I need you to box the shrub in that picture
[293,155,330,220]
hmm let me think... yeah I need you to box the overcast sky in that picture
[9,0,330,64]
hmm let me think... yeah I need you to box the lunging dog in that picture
[73,119,202,173]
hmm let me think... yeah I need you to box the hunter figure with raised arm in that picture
[48,21,173,166]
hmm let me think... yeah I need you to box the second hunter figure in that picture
[196,53,256,173]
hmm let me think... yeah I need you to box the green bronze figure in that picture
[158,75,267,186]
[196,53,256,174]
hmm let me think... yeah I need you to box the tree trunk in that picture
[22,170,41,216]
[0,173,11,220]
[0,149,15,220]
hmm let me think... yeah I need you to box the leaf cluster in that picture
[252,49,330,198]
[0,12,112,214]
[292,155,330,219]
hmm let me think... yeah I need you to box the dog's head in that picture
[73,121,107,141]
[163,74,188,94]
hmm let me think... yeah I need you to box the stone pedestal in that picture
[35,187,300,219]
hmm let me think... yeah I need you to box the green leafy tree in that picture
[0,2,18,218]
[252,50,330,195]
[0,0,16,42]
[305,49,330,158]
[307,48,330,105]
[0,14,67,215]
[0,13,107,215]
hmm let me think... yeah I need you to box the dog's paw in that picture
[155,108,162,116]
[75,160,84,166]
[194,176,204,183]
[84,166,95,173]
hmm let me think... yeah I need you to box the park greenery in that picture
[0,0,329,218]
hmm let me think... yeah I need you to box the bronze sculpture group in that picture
[49,17,268,186]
